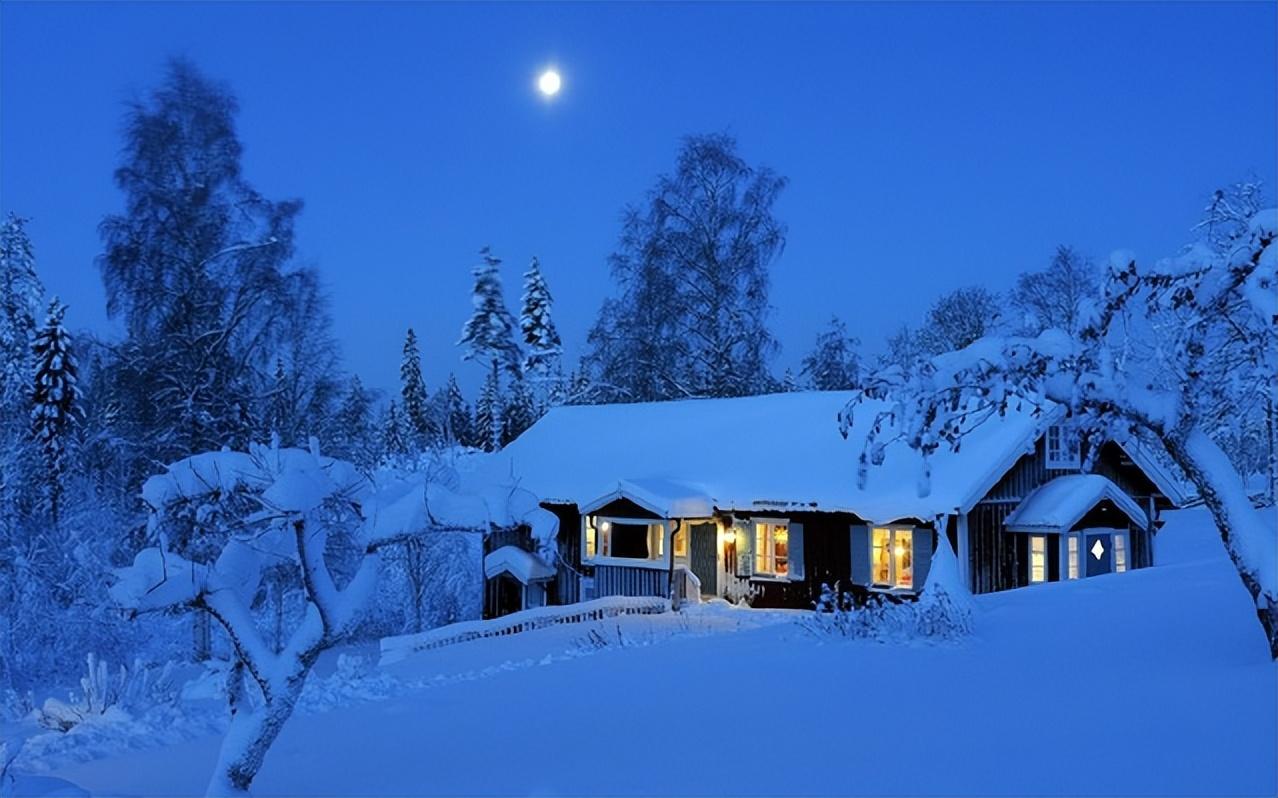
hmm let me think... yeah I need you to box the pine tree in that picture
[30,298,79,522]
[400,328,435,448]
[442,373,473,448]
[458,246,522,378]
[381,400,409,461]
[801,316,861,391]
[501,376,538,446]
[519,256,562,378]
[334,376,376,468]
[474,363,500,453]
[0,213,44,410]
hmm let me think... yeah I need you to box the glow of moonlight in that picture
[537,68,562,97]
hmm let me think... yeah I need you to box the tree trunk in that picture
[1162,428,1278,659]
[205,657,314,796]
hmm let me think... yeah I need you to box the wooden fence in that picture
[380,595,670,665]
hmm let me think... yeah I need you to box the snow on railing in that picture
[675,566,701,607]
[379,595,670,665]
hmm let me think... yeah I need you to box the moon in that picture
[537,68,562,97]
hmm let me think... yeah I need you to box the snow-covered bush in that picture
[32,654,180,733]
[803,539,974,642]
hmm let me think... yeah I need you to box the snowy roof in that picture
[582,478,716,518]
[1116,439,1194,507]
[470,391,1052,524]
[484,545,556,583]
[1004,474,1148,533]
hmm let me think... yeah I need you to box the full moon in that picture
[537,69,562,97]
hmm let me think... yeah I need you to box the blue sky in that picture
[2,1,1274,395]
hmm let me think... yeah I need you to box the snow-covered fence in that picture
[379,596,669,664]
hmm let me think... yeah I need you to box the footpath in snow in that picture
[17,507,1278,797]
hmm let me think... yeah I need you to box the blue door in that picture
[1085,532,1113,577]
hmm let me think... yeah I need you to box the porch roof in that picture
[484,545,556,584]
[1004,474,1148,533]
[581,478,715,519]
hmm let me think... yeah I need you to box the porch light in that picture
[601,520,611,532]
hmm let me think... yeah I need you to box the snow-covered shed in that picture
[470,391,1180,610]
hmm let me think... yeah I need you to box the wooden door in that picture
[690,522,718,596]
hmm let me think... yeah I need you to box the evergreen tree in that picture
[333,375,376,468]
[501,376,538,446]
[801,316,861,390]
[267,357,291,443]
[442,373,473,448]
[458,247,522,378]
[519,256,562,378]
[400,328,435,447]
[474,363,500,452]
[0,213,44,409]
[381,400,409,461]
[30,298,79,522]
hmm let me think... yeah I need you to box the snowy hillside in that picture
[16,507,1275,797]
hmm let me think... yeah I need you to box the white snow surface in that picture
[483,545,555,583]
[22,507,1276,797]
[472,391,1046,522]
[1004,474,1148,532]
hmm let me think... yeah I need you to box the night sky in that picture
[2,1,1274,395]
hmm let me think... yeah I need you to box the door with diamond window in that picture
[1084,529,1118,577]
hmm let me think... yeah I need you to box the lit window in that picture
[1114,533,1127,573]
[673,528,687,558]
[1029,535,1047,584]
[584,517,665,562]
[1067,534,1080,579]
[1046,425,1081,470]
[871,527,914,589]
[753,521,789,577]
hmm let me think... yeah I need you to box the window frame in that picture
[869,525,915,590]
[1029,534,1047,584]
[1045,425,1082,470]
[751,518,790,579]
[1113,531,1128,573]
[1066,533,1080,580]
[582,515,670,569]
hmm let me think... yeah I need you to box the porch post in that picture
[956,512,972,591]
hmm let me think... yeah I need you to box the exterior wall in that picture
[967,438,1159,593]
[544,503,582,606]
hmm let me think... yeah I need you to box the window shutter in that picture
[735,521,753,578]
[850,525,870,585]
[787,523,805,581]
[912,527,933,590]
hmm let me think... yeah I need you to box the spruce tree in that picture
[801,316,861,390]
[442,373,473,448]
[458,247,522,378]
[381,400,409,461]
[400,328,435,448]
[30,298,79,522]
[334,376,376,468]
[474,363,500,453]
[519,256,562,378]
[0,213,44,410]
[501,376,538,446]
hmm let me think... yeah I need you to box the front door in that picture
[1085,532,1113,577]
[690,522,718,596]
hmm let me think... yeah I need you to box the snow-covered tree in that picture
[30,298,79,522]
[1009,245,1099,335]
[441,374,473,449]
[501,375,537,446]
[519,256,562,379]
[841,209,1278,657]
[0,213,44,410]
[914,286,1003,355]
[110,441,557,794]
[474,363,500,453]
[458,247,522,378]
[801,316,861,390]
[585,133,786,401]
[400,328,436,448]
[380,401,410,463]
[332,376,377,469]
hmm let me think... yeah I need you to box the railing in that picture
[379,595,670,665]
[674,565,702,608]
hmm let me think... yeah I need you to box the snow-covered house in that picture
[470,391,1186,612]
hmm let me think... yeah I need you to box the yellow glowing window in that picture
[673,528,687,558]
[1030,535,1047,584]
[753,521,789,576]
[871,527,913,588]
[585,520,597,559]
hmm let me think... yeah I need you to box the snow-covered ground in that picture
[14,507,1278,797]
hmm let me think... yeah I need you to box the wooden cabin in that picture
[470,391,1188,615]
